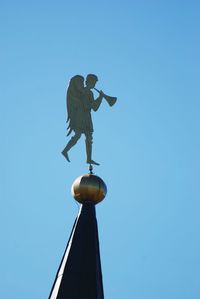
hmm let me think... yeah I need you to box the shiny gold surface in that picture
[71,174,107,204]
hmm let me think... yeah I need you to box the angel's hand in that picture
[99,90,104,99]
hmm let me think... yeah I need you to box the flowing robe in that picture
[67,88,102,135]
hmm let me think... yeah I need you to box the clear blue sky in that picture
[1,1,200,298]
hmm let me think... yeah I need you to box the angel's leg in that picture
[85,133,100,166]
[62,131,81,162]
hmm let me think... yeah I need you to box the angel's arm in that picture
[87,91,103,111]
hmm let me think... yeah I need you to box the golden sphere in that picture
[71,174,107,205]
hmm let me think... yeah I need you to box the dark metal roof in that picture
[49,203,104,299]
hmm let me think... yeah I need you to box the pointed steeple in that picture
[49,173,107,299]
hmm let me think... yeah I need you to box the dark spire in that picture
[49,203,104,299]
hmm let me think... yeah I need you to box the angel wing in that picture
[66,89,80,136]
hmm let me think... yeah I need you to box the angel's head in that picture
[86,74,98,89]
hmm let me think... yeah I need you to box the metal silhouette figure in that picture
[62,74,117,165]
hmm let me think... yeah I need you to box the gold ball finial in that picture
[71,174,107,205]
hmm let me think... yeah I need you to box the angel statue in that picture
[62,74,117,166]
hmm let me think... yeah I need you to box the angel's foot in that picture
[62,150,70,162]
[87,159,100,166]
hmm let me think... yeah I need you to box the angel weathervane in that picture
[62,74,117,166]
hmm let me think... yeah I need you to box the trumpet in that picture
[94,88,117,107]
